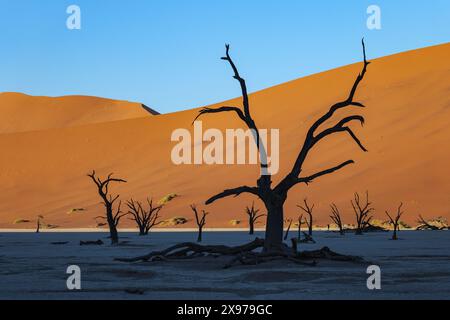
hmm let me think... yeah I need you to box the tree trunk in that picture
[106,205,119,245]
[264,203,284,252]
[197,228,203,242]
[308,213,313,237]
[139,226,146,236]
[249,221,254,235]
[392,226,398,240]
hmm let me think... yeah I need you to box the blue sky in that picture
[0,0,448,113]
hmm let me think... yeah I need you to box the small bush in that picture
[13,219,31,224]
[158,193,178,205]
[161,216,188,226]
[230,220,241,226]
[67,208,86,214]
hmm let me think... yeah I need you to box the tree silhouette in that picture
[36,215,44,233]
[195,40,370,252]
[416,215,448,231]
[88,171,127,245]
[295,214,304,241]
[297,199,314,237]
[191,204,208,242]
[118,42,370,266]
[385,203,404,240]
[245,202,266,235]
[330,203,345,235]
[351,191,374,235]
[126,198,162,236]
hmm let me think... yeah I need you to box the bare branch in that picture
[297,160,355,185]
[277,39,370,192]
[221,44,250,119]
[205,185,259,205]
[193,106,247,125]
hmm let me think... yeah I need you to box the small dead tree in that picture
[126,198,162,236]
[297,199,314,237]
[36,215,44,233]
[385,203,404,240]
[296,214,304,241]
[88,171,127,245]
[191,204,208,242]
[416,215,448,231]
[351,191,374,235]
[284,218,293,241]
[330,204,344,235]
[245,202,266,235]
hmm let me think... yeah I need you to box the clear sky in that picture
[0,0,449,113]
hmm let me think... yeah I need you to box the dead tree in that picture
[416,215,447,231]
[296,214,304,241]
[351,191,374,235]
[193,41,370,252]
[246,202,266,235]
[330,203,344,235]
[126,198,162,236]
[385,203,404,240]
[119,41,370,266]
[284,218,293,241]
[297,199,314,237]
[88,171,127,245]
[191,204,208,242]
[36,215,44,233]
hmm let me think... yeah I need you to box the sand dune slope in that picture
[0,93,157,134]
[0,43,449,229]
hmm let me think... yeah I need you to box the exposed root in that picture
[298,246,363,262]
[80,240,104,246]
[223,251,317,269]
[114,238,265,262]
[115,237,364,269]
[299,232,316,244]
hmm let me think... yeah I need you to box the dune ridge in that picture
[0,92,157,134]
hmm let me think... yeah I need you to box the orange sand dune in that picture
[0,93,158,134]
[0,43,449,229]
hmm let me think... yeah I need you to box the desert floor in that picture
[0,231,449,300]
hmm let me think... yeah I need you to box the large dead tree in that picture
[351,191,374,235]
[191,204,208,242]
[194,40,370,252]
[297,199,314,237]
[126,198,162,236]
[385,203,404,240]
[330,203,345,235]
[118,41,370,267]
[246,202,265,235]
[88,171,127,245]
